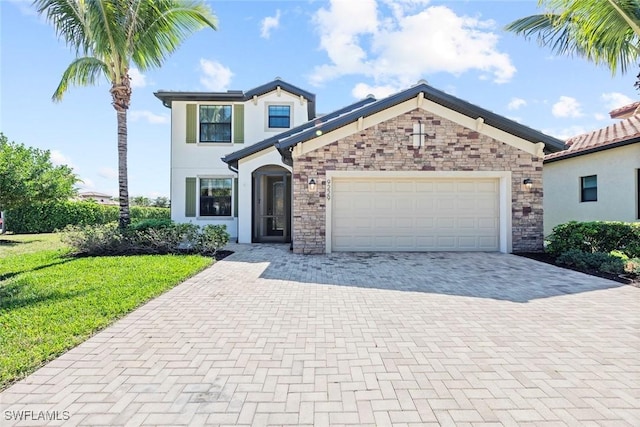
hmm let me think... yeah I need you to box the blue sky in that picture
[1,0,638,199]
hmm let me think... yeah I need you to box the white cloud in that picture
[50,150,76,169]
[260,10,281,39]
[130,110,169,124]
[552,96,583,118]
[98,167,118,180]
[507,97,527,111]
[352,82,399,99]
[199,59,233,91]
[129,68,147,88]
[310,1,515,90]
[594,113,607,121]
[601,92,634,110]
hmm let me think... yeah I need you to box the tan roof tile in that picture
[609,101,640,119]
[545,115,640,161]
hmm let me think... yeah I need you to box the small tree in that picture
[0,133,78,213]
[152,196,170,208]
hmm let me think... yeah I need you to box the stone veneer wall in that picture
[292,108,544,254]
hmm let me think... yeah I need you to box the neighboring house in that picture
[77,191,117,205]
[543,103,640,235]
[156,79,565,254]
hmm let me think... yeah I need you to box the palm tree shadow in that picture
[0,281,91,310]
[247,246,622,303]
[0,258,74,281]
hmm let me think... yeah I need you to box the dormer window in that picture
[200,105,232,142]
[268,105,291,129]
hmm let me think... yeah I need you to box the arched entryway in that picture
[252,165,291,243]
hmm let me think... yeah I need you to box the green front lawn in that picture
[0,233,212,390]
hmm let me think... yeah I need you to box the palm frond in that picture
[33,0,89,54]
[129,0,218,70]
[506,0,640,75]
[52,56,108,101]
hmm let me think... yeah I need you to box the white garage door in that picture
[331,178,499,251]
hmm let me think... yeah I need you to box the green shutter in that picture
[233,104,244,144]
[233,178,239,217]
[186,104,197,143]
[185,177,196,217]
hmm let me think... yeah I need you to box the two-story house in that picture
[156,78,564,254]
[155,79,315,243]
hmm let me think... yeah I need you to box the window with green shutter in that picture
[233,178,239,217]
[186,104,197,144]
[185,177,196,217]
[233,104,244,143]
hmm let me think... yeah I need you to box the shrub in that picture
[624,258,640,275]
[198,224,230,254]
[5,201,170,233]
[546,221,640,258]
[62,222,230,257]
[61,222,124,255]
[556,249,626,275]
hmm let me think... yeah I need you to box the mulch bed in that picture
[515,252,639,287]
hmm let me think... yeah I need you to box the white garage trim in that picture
[325,171,512,254]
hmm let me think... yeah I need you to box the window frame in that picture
[199,104,232,143]
[265,102,293,131]
[198,176,234,218]
[580,175,598,202]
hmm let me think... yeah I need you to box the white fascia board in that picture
[298,96,543,157]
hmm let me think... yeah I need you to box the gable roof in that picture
[154,78,316,119]
[544,115,640,163]
[222,96,378,169]
[222,82,565,169]
[273,82,565,154]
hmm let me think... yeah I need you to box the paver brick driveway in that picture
[1,245,638,426]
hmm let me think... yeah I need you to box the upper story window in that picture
[580,175,597,202]
[268,105,291,129]
[200,105,231,142]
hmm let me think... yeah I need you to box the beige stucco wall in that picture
[543,143,639,236]
[292,108,544,254]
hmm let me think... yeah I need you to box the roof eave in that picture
[544,137,640,163]
[275,84,565,153]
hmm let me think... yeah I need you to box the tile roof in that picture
[609,101,640,119]
[544,115,640,162]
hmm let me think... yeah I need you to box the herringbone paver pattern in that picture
[1,245,638,426]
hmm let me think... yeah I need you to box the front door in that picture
[253,168,291,243]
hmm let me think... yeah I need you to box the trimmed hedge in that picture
[62,222,229,256]
[5,201,169,233]
[546,221,640,258]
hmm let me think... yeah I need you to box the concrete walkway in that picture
[1,245,638,426]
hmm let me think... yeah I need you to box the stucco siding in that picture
[170,167,238,237]
[236,147,291,243]
[543,143,640,235]
[292,108,543,254]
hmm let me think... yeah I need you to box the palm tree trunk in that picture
[111,78,132,229]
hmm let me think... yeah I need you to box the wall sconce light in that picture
[308,178,317,192]
[523,178,533,190]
